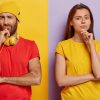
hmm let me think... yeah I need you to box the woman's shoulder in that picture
[94,40,100,43]
[56,38,72,56]
[94,40,100,45]
[94,40,100,52]
[57,38,72,46]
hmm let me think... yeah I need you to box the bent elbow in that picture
[32,76,41,85]
[36,78,41,85]
[57,82,70,87]
[35,81,41,85]
[94,74,100,79]
[56,81,65,87]
[56,79,70,87]
[57,83,63,87]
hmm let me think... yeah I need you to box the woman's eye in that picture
[75,17,81,20]
[85,17,89,20]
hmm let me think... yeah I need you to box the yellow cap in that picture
[0,1,20,21]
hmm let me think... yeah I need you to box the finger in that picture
[88,33,93,39]
[81,30,90,39]
[2,29,10,37]
[81,30,89,34]
[81,32,88,39]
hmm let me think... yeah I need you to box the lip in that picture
[80,25,87,29]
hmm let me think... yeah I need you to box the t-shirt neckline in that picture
[70,38,84,45]
[4,37,22,48]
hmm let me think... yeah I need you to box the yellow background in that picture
[0,0,48,100]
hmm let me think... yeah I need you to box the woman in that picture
[55,3,100,100]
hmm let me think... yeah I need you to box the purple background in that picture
[49,0,100,100]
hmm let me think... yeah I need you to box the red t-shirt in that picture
[0,37,40,100]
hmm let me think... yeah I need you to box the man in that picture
[0,1,41,100]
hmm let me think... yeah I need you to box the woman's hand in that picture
[81,30,93,45]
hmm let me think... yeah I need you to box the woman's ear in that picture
[70,22,73,26]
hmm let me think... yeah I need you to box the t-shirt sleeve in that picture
[95,40,100,52]
[55,42,64,56]
[29,41,40,60]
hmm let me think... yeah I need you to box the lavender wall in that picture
[49,0,100,100]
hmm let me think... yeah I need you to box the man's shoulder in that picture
[20,37,35,45]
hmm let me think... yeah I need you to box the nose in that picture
[4,17,9,25]
[81,18,85,24]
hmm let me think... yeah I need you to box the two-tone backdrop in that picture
[0,0,100,100]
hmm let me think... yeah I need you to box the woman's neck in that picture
[72,33,84,43]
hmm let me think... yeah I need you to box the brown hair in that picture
[64,3,95,40]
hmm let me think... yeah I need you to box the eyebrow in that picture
[0,15,4,17]
[0,15,13,17]
[74,14,90,17]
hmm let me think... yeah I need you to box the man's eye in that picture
[7,16,12,19]
[0,16,4,19]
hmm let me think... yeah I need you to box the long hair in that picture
[64,3,95,40]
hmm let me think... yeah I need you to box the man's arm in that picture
[0,57,41,86]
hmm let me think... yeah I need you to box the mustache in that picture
[3,24,11,27]
[0,25,11,31]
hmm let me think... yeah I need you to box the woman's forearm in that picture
[57,73,94,87]
[89,43,100,78]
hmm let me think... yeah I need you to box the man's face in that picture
[0,12,18,36]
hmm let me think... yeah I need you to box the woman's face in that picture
[71,8,91,34]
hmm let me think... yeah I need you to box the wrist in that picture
[88,41,95,49]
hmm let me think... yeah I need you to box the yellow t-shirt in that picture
[56,38,100,100]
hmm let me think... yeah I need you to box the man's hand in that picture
[0,29,10,45]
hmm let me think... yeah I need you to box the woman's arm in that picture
[89,43,100,78]
[81,31,100,79]
[55,54,94,87]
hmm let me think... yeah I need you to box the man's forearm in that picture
[1,72,41,86]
